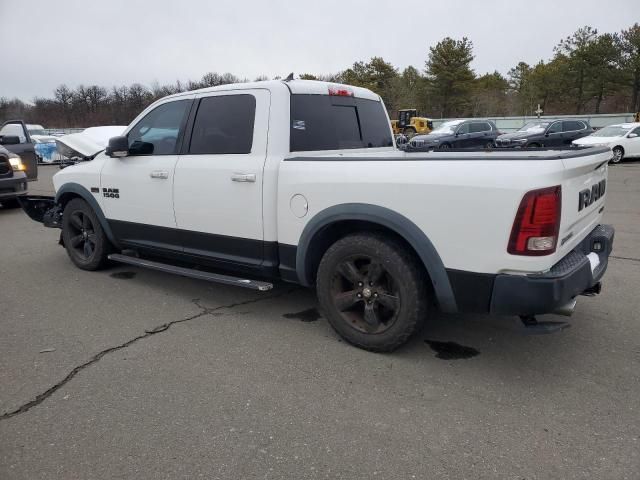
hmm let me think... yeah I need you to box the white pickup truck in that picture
[21,80,614,352]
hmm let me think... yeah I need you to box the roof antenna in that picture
[284,72,294,82]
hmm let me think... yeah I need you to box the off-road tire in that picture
[62,198,111,271]
[316,233,429,352]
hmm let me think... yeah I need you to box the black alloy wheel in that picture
[330,255,400,334]
[62,198,111,270]
[316,233,428,352]
[67,210,98,260]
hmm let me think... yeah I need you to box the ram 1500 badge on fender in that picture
[19,80,614,352]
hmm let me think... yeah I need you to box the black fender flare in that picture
[55,183,120,248]
[295,203,457,313]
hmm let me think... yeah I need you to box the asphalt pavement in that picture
[1,164,639,479]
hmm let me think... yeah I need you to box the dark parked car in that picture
[406,119,499,151]
[0,120,38,181]
[0,144,28,208]
[495,119,594,148]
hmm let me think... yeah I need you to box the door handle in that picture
[231,173,256,183]
[150,170,169,179]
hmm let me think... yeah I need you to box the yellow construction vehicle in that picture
[391,109,433,137]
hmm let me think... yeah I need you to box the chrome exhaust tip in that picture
[553,298,577,317]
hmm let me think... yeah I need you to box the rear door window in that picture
[188,95,256,154]
[290,95,393,152]
[470,122,492,133]
[563,121,585,132]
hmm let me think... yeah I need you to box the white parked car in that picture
[18,80,614,351]
[573,123,640,163]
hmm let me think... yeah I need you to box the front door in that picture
[173,89,269,267]
[453,122,471,148]
[100,96,193,251]
[544,121,563,147]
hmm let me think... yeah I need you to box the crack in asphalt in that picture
[0,288,298,422]
[610,255,640,263]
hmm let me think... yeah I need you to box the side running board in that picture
[108,254,273,291]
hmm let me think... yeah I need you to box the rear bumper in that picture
[448,224,615,316]
[0,173,28,199]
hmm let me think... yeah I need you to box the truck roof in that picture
[167,79,380,101]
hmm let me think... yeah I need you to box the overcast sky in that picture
[1,0,638,101]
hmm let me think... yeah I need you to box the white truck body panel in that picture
[277,149,609,275]
[52,80,610,278]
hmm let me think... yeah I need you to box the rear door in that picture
[0,121,37,180]
[173,89,269,266]
[468,121,494,148]
[562,120,587,145]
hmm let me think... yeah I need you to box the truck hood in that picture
[56,126,126,159]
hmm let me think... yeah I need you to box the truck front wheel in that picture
[61,198,111,271]
[316,233,428,352]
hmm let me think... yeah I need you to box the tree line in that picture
[1,23,638,128]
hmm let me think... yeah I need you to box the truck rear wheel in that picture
[61,198,111,271]
[316,233,428,352]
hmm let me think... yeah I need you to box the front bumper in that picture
[0,172,28,199]
[490,224,614,315]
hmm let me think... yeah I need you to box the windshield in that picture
[28,129,46,136]
[431,120,464,134]
[592,125,632,137]
[517,122,550,133]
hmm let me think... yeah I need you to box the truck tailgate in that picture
[555,148,611,260]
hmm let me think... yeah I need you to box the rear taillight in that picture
[508,186,561,256]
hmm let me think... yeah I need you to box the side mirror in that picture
[629,133,638,138]
[105,136,129,158]
[0,135,21,145]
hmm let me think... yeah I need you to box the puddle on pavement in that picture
[283,307,321,322]
[110,271,137,280]
[424,340,480,360]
